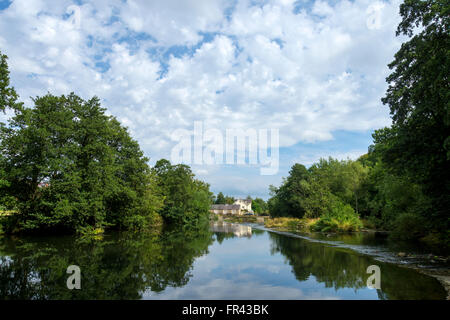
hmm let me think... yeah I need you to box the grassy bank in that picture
[213,212,365,234]
[264,217,315,232]
[264,216,363,233]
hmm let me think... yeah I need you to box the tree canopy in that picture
[251,198,268,215]
[0,93,162,234]
[375,0,449,233]
[0,52,20,113]
[152,159,213,227]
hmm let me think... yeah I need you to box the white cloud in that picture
[121,0,228,46]
[0,0,404,195]
[146,277,340,300]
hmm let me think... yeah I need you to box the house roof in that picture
[211,204,241,210]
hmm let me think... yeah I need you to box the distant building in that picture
[210,199,252,215]
[234,199,252,212]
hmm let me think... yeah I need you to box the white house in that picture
[210,199,252,215]
[234,199,252,212]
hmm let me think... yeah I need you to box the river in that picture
[0,221,447,299]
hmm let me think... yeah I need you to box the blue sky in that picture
[0,0,404,199]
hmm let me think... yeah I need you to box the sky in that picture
[0,0,405,199]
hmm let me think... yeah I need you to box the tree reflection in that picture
[268,232,446,300]
[0,226,214,300]
[0,227,446,300]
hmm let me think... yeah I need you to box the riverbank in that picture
[246,219,450,299]
[264,216,366,233]
[263,217,447,245]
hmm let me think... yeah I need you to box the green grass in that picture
[264,217,316,232]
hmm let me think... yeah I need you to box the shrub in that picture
[361,218,377,230]
[311,201,363,233]
[264,217,309,231]
[0,214,20,234]
[390,212,427,240]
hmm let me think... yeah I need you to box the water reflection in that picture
[267,232,446,300]
[0,228,213,299]
[210,222,252,237]
[0,224,446,300]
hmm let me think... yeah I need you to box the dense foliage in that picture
[0,50,212,234]
[213,192,235,205]
[375,0,449,236]
[0,53,17,214]
[152,159,213,228]
[0,93,162,234]
[0,52,20,113]
[267,152,444,238]
[268,159,366,232]
[251,197,268,215]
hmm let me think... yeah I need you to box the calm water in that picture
[0,222,447,300]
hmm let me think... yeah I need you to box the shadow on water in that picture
[0,227,214,299]
[267,232,446,300]
[0,222,446,300]
[297,231,450,257]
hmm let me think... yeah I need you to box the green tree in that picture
[267,159,368,229]
[215,192,226,204]
[153,159,213,227]
[224,195,235,204]
[358,152,430,233]
[0,93,161,234]
[0,50,19,212]
[0,51,20,113]
[268,164,311,218]
[377,0,449,233]
[252,197,268,215]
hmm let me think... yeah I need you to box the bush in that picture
[390,212,427,240]
[361,218,376,230]
[0,214,20,234]
[311,201,363,233]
